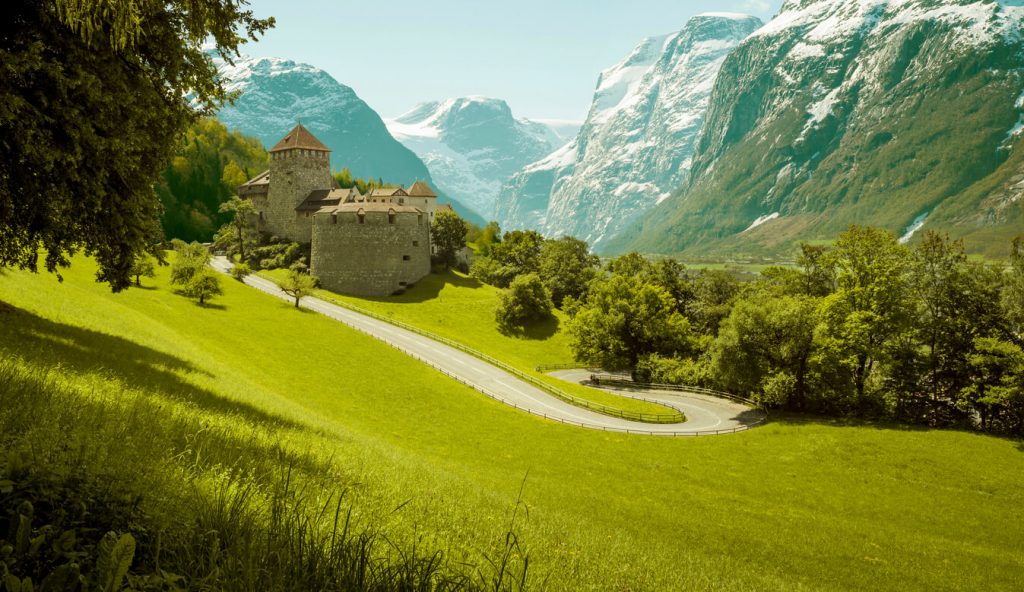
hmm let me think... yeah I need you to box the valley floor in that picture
[0,259,1022,590]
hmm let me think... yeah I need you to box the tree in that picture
[0,0,273,291]
[129,255,156,287]
[567,275,691,375]
[888,232,1005,422]
[817,226,913,404]
[230,262,252,281]
[430,209,468,268]
[169,240,211,287]
[472,230,545,288]
[538,237,599,308]
[1004,237,1024,339]
[495,273,554,334]
[960,338,1024,435]
[214,196,257,261]
[182,267,223,305]
[477,221,502,257]
[711,293,820,409]
[689,270,740,335]
[281,264,318,308]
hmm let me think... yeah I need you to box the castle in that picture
[237,123,441,296]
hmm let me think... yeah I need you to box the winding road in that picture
[211,258,765,436]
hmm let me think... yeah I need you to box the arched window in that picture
[357,209,365,224]
[388,209,396,225]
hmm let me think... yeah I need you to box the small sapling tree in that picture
[170,240,221,305]
[230,262,251,281]
[182,267,223,305]
[281,263,318,308]
[129,255,156,287]
[214,196,258,262]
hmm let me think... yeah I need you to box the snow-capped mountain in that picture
[385,97,579,219]
[496,13,763,248]
[213,55,482,222]
[613,0,1024,258]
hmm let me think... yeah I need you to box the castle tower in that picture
[265,123,332,242]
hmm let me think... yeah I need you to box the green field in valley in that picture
[1,259,1023,590]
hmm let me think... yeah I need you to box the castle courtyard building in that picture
[238,123,437,297]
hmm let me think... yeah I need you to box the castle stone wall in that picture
[311,210,431,297]
[265,150,331,242]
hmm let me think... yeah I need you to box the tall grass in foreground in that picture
[0,359,531,591]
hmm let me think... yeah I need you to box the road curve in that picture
[211,258,764,436]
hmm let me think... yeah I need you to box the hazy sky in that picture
[241,0,785,121]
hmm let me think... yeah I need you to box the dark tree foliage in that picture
[158,119,268,242]
[537,237,599,308]
[495,273,554,335]
[0,0,273,291]
[430,209,469,268]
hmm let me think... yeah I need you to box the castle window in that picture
[413,240,419,247]
[358,213,365,224]
[398,198,405,205]
[259,211,264,220]
[403,255,410,261]
[388,212,396,224]
[417,213,423,224]
[332,214,338,225]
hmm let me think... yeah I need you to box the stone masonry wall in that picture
[311,211,431,297]
[265,150,331,243]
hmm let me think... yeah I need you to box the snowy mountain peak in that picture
[385,97,577,219]
[756,0,1024,47]
[497,13,762,248]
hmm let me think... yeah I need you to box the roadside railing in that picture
[534,363,598,373]
[293,290,686,425]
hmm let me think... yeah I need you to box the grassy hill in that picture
[1,259,1023,590]
[259,267,676,418]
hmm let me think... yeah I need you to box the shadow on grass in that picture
[0,304,303,431]
[354,270,484,304]
[522,315,559,340]
[197,301,228,310]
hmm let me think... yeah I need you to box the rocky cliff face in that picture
[496,13,762,248]
[385,97,576,219]
[613,0,1024,258]
[213,55,482,223]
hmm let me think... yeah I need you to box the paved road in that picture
[211,258,764,436]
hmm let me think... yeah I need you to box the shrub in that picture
[495,273,553,335]
[230,262,251,281]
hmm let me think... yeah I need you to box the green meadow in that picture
[1,259,1023,590]
[259,267,676,418]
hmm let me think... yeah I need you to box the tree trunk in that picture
[294,295,300,308]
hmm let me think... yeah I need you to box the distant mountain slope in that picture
[497,13,762,248]
[385,97,578,219]
[214,55,483,224]
[612,0,1024,258]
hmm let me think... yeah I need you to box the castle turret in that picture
[265,123,332,242]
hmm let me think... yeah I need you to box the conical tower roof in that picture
[407,180,437,197]
[270,123,331,153]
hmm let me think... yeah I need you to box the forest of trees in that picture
[471,226,1024,435]
[157,119,269,242]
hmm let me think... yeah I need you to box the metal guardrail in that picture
[296,292,686,425]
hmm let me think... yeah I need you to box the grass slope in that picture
[260,268,676,418]
[1,260,1023,590]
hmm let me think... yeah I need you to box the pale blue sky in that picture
[240,0,785,121]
